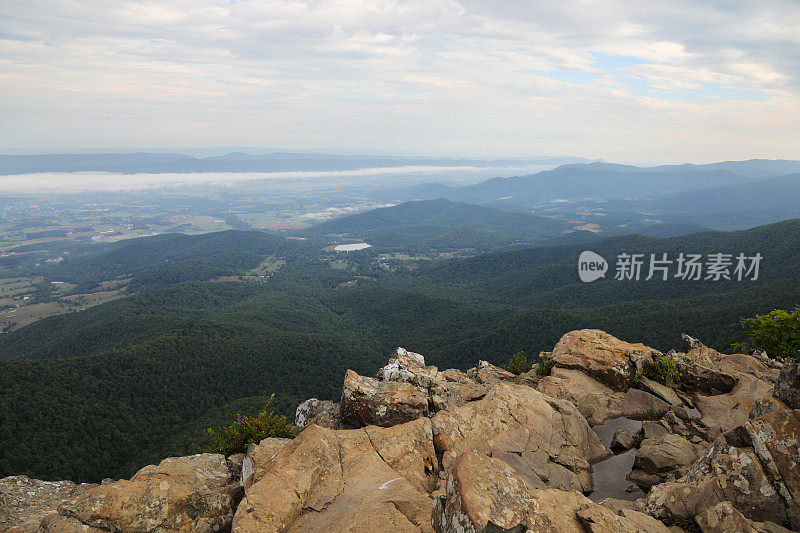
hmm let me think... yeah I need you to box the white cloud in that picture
[0,0,798,163]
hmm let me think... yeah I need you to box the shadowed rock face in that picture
[340,369,430,428]
[774,359,800,410]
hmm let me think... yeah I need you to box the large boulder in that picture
[431,382,610,493]
[622,388,670,421]
[55,454,242,532]
[537,367,625,426]
[0,476,94,533]
[774,358,800,409]
[645,409,800,529]
[433,450,669,533]
[340,369,429,428]
[630,433,703,489]
[548,330,659,390]
[233,420,437,532]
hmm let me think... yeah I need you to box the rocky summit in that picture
[2,329,799,532]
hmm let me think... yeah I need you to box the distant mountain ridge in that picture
[0,152,589,175]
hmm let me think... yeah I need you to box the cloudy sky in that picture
[1,0,798,163]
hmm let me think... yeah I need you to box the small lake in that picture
[334,243,372,252]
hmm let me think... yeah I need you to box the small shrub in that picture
[536,359,556,377]
[644,353,681,386]
[739,306,800,359]
[503,351,533,375]
[209,394,298,456]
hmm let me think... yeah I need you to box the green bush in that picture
[503,351,533,375]
[738,306,800,359]
[535,359,556,377]
[644,353,681,386]
[208,394,298,456]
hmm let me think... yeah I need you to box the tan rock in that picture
[537,367,625,426]
[432,382,610,493]
[435,451,669,533]
[695,501,793,533]
[57,453,242,533]
[233,421,436,532]
[622,388,670,421]
[550,329,659,390]
[644,414,800,528]
[340,369,429,428]
[0,476,94,533]
[695,372,776,439]
[241,437,292,491]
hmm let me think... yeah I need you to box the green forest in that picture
[0,220,798,482]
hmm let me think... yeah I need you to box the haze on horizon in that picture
[1,0,799,164]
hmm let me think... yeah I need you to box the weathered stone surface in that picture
[435,451,668,533]
[623,388,670,421]
[537,367,625,426]
[378,347,433,386]
[695,371,776,439]
[294,398,340,429]
[37,513,99,532]
[549,329,659,390]
[432,382,610,493]
[0,476,94,533]
[750,397,789,420]
[233,421,436,532]
[695,501,793,533]
[467,360,518,386]
[644,411,800,529]
[774,359,800,410]
[241,437,292,491]
[57,453,242,533]
[340,369,429,428]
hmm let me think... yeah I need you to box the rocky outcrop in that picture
[645,409,800,530]
[54,454,243,532]
[0,476,95,533]
[431,382,610,493]
[548,329,659,390]
[4,330,796,533]
[774,358,800,409]
[340,369,429,427]
[433,450,669,532]
[233,420,437,532]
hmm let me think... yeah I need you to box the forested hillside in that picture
[1,220,798,483]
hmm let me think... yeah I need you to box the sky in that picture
[1,0,798,163]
